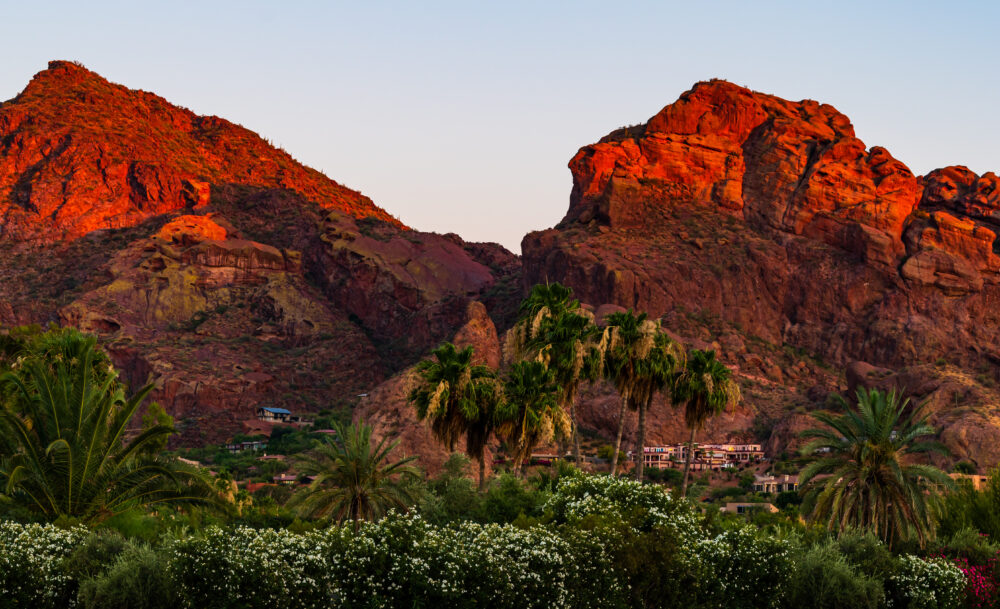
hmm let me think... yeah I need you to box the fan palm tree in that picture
[494,361,563,476]
[632,333,684,482]
[409,342,500,491]
[798,387,953,547]
[288,420,419,526]
[671,349,741,497]
[0,337,218,523]
[602,310,653,475]
[531,310,599,464]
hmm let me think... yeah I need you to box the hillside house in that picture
[256,407,292,423]
[753,474,799,494]
[642,443,764,471]
[225,439,267,454]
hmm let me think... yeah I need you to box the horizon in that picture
[3,1,999,252]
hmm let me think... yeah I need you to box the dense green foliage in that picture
[0,472,973,609]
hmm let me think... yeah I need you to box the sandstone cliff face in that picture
[524,80,1000,466]
[0,63,519,446]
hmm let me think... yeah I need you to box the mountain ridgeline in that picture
[1,62,998,467]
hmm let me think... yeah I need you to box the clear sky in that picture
[3,1,998,252]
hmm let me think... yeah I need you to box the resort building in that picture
[642,443,764,471]
[752,474,799,494]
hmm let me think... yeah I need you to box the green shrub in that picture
[784,542,884,609]
[78,542,178,609]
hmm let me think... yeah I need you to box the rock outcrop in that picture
[0,60,400,243]
[523,80,1000,466]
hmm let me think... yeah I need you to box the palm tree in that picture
[0,337,218,523]
[409,342,500,491]
[288,420,419,526]
[494,361,563,476]
[798,387,953,547]
[671,349,741,497]
[633,333,684,482]
[531,310,599,464]
[602,310,653,475]
[505,283,600,464]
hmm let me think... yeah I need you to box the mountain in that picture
[0,61,519,445]
[523,79,1000,468]
[2,62,998,469]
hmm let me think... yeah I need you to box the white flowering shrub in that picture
[170,526,337,609]
[543,473,701,541]
[0,521,88,608]
[170,513,618,609]
[696,527,793,609]
[889,555,965,609]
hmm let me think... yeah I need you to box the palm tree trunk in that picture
[570,403,582,466]
[681,426,697,498]
[635,393,650,482]
[478,455,486,492]
[610,392,629,475]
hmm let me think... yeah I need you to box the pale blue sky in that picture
[3,1,998,252]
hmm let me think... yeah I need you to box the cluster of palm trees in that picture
[409,283,742,496]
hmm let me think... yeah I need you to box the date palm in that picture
[0,336,217,523]
[799,387,953,547]
[671,349,741,497]
[288,420,419,525]
[409,342,500,491]
[494,361,563,476]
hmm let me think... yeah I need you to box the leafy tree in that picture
[671,349,741,497]
[0,335,217,523]
[408,343,500,490]
[288,420,419,525]
[798,387,953,547]
[494,361,562,477]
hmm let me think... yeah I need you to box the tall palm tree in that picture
[0,337,218,523]
[671,349,741,497]
[505,283,601,464]
[409,342,500,491]
[288,420,419,526]
[798,387,953,547]
[633,333,684,482]
[531,310,599,464]
[494,361,563,476]
[602,310,653,476]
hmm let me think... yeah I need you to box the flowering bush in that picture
[696,526,793,609]
[0,521,87,608]
[889,555,966,609]
[170,513,616,609]
[952,555,998,609]
[543,472,701,539]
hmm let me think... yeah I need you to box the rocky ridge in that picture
[523,79,1000,468]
